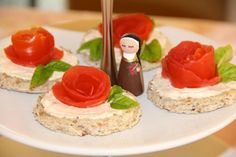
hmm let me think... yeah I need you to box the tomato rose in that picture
[98,13,153,47]
[162,41,220,88]
[4,27,63,67]
[53,66,111,108]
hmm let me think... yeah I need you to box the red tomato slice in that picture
[168,41,201,63]
[53,66,111,108]
[62,68,106,101]
[5,46,63,67]
[183,46,216,79]
[162,41,220,88]
[98,13,153,47]
[53,82,109,108]
[4,27,63,67]
[11,27,54,60]
[165,57,220,88]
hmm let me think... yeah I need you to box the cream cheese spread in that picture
[41,91,125,119]
[150,73,236,100]
[146,27,170,48]
[0,48,78,80]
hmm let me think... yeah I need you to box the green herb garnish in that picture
[140,39,162,62]
[108,85,123,101]
[215,45,233,68]
[45,60,72,71]
[77,38,102,61]
[214,44,236,82]
[110,93,139,109]
[108,85,139,110]
[30,60,72,90]
[218,63,236,82]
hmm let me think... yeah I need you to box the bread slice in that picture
[79,28,171,71]
[33,94,142,136]
[0,72,58,93]
[0,49,77,93]
[148,74,236,114]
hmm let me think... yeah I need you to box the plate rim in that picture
[1,110,236,156]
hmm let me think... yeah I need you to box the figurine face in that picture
[120,37,139,54]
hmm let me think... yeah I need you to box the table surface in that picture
[0,6,236,155]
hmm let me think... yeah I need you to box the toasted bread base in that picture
[79,28,172,72]
[33,95,142,136]
[0,73,58,93]
[148,79,236,114]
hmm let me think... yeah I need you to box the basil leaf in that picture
[30,61,72,90]
[108,85,139,110]
[45,60,72,71]
[218,63,236,82]
[30,65,53,90]
[140,39,162,62]
[215,45,233,68]
[110,93,139,109]
[78,38,102,61]
[108,85,123,101]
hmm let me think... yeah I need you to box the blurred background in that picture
[0,0,236,21]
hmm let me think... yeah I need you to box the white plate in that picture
[0,26,236,156]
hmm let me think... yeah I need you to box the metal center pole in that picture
[101,0,117,85]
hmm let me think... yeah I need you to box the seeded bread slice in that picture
[148,76,236,114]
[79,28,172,71]
[0,73,58,93]
[33,95,142,136]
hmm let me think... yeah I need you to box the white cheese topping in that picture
[146,27,170,47]
[82,29,102,42]
[0,48,78,80]
[150,73,236,100]
[41,91,125,119]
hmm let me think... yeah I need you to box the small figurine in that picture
[117,33,144,96]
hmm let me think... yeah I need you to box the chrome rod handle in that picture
[101,0,117,85]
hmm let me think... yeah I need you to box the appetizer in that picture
[0,27,77,93]
[78,13,171,71]
[33,66,141,136]
[148,41,236,113]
